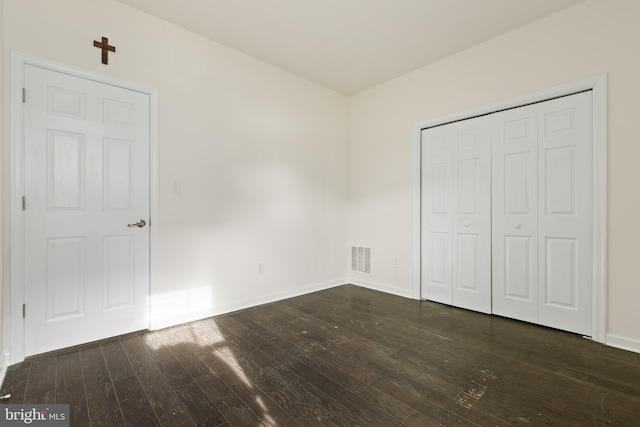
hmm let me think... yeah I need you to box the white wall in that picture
[2,0,349,341]
[348,0,640,351]
[0,0,7,377]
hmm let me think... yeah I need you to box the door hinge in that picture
[22,88,26,103]
[22,304,26,319]
[22,196,26,211]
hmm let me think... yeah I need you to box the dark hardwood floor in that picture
[2,284,640,426]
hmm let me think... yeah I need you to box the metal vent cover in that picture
[351,246,371,274]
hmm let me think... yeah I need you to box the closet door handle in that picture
[463,221,471,227]
[513,223,522,229]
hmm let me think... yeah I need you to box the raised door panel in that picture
[503,152,532,216]
[421,125,453,304]
[429,163,449,215]
[104,138,134,211]
[46,237,85,321]
[544,238,577,308]
[455,233,479,290]
[456,159,479,215]
[47,85,85,120]
[103,98,135,126]
[544,146,576,215]
[103,236,135,310]
[504,236,534,301]
[538,92,593,335]
[492,105,539,323]
[451,117,491,313]
[427,231,450,290]
[47,131,85,211]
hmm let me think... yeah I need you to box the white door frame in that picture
[8,52,159,364]
[413,75,607,344]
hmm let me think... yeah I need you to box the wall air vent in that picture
[351,246,371,274]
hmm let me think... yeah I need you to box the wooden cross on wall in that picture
[93,37,116,65]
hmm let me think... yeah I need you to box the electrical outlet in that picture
[257,263,264,275]
[392,258,400,269]
[170,179,182,195]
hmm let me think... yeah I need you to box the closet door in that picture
[492,105,539,323]
[451,117,492,313]
[538,92,593,335]
[493,92,593,335]
[421,118,491,313]
[421,125,453,304]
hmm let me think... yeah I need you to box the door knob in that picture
[127,219,146,228]
[463,221,471,227]
[513,223,522,229]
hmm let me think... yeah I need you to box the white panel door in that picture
[451,117,492,313]
[421,118,491,312]
[421,125,453,304]
[492,105,539,323]
[537,91,593,335]
[24,65,150,356]
[492,92,593,335]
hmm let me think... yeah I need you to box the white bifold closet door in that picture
[491,103,539,323]
[492,91,593,336]
[421,91,593,336]
[421,116,492,314]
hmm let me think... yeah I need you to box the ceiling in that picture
[116,0,586,95]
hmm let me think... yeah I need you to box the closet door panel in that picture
[492,105,539,323]
[504,236,533,300]
[504,153,531,215]
[538,91,593,335]
[421,125,453,304]
[451,117,491,313]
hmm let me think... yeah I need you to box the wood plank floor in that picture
[2,284,640,426]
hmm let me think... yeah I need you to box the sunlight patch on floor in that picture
[149,285,215,329]
[143,290,276,424]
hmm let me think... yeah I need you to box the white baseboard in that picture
[150,278,347,330]
[350,282,640,356]
[348,279,414,299]
[606,334,640,354]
